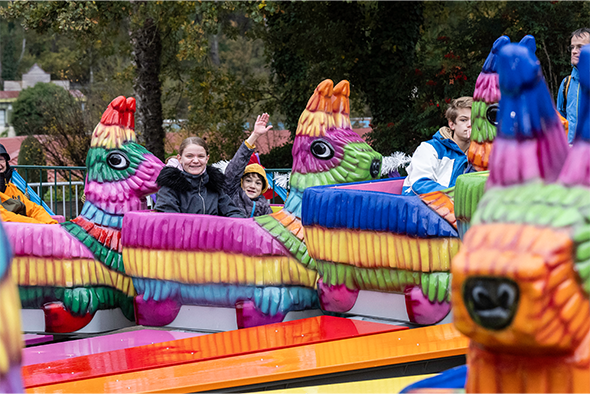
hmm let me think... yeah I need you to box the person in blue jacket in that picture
[402,96,472,196]
[557,27,590,144]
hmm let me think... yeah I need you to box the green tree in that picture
[175,2,276,162]
[12,82,76,136]
[257,1,423,138]
[1,1,203,161]
[17,135,47,183]
[1,21,19,81]
[11,82,93,178]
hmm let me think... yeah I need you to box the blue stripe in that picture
[302,182,458,238]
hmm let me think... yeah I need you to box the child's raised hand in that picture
[253,113,273,136]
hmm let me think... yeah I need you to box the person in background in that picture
[225,113,274,218]
[155,137,244,217]
[0,144,57,224]
[402,97,472,195]
[557,27,590,144]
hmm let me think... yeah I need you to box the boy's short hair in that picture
[243,172,264,183]
[571,27,590,40]
[445,96,473,123]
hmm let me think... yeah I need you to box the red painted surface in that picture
[23,316,405,389]
[42,302,94,333]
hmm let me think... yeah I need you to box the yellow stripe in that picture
[305,227,460,272]
[124,249,318,288]
[10,257,135,296]
[0,276,23,375]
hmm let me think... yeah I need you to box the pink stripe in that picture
[22,330,203,366]
[5,222,94,259]
[122,211,291,256]
[473,72,500,104]
[559,141,590,187]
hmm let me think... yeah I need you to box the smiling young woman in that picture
[154,137,244,217]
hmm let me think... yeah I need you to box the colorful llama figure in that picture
[451,43,589,392]
[454,36,537,239]
[467,36,507,171]
[9,96,163,333]
[0,221,22,392]
[122,79,383,329]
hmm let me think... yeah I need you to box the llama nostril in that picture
[370,159,381,178]
[463,277,519,330]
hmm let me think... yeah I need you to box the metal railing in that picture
[264,168,291,204]
[14,165,86,220]
[13,165,292,217]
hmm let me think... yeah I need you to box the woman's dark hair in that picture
[179,137,209,156]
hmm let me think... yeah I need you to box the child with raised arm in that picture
[225,113,274,218]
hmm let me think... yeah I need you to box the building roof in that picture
[0,91,21,100]
[0,136,29,165]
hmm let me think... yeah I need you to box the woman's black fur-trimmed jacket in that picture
[155,166,244,218]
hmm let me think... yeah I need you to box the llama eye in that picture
[310,139,335,160]
[106,151,130,170]
[486,103,499,126]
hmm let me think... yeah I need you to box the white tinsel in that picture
[273,172,291,189]
[211,160,230,174]
[381,152,412,175]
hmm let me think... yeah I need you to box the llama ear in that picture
[123,97,136,131]
[558,45,590,187]
[92,96,137,149]
[518,35,537,55]
[100,96,127,126]
[295,79,334,137]
[487,43,568,188]
[332,80,351,130]
[482,36,510,73]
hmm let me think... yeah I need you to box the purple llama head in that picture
[285,80,382,216]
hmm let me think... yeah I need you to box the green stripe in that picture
[254,215,316,270]
[86,143,149,183]
[19,285,134,320]
[61,221,125,273]
[316,259,451,303]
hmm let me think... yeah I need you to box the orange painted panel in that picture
[23,316,404,389]
[25,323,467,393]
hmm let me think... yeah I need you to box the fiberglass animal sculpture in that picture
[0,221,22,392]
[8,96,163,333]
[467,35,508,172]
[451,43,589,392]
[121,79,383,329]
[452,35,539,240]
[421,35,509,241]
[299,37,515,326]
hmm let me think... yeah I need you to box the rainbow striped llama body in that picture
[8,97,163,333]
[122,79,383,328]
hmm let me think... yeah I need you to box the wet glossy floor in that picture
[22,317,467,393]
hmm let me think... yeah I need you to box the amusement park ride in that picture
[0,35,588,393]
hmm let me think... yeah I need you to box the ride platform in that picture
[22,316,468,393]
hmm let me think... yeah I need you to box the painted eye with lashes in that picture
[106,150,130,170]
[310,139,335,160]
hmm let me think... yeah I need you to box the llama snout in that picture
[463,276,519,331]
